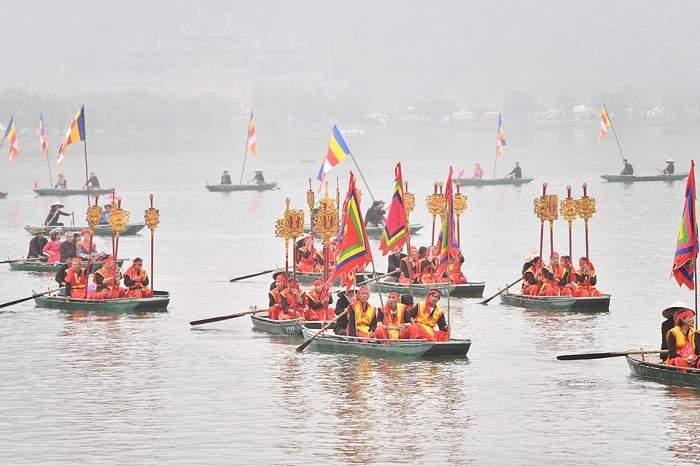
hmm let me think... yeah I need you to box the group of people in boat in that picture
[219,169,266,185]
[618,158,677,176]
[267,272,449,342]
[465,162,522,180]
[28,227,109,264]
[52,172,100,190]
[387,245,467,285]
[58,256,153,300]
[520,252,603,298]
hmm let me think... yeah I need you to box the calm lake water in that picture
[2,120,700,465]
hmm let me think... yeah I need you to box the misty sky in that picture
[0,0,696,109]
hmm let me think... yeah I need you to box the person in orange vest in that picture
[661,301,688,357]
[405,289,450,342]
[373,292,411,340]
[268,275,290,320]
[304,279,334,321]
[398,246,420,284]
[664,308,700,368]
[539,252,573,296]
[346,285,379,338]
[573,257,603,297]
[417,246,435,284]
[64,258,90,298]
[123,257,153,298]
[92,256,126,299]
[296,236,322,273]
[442,248,467,284]
[521,256,544,295]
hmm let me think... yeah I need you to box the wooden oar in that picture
[0,257,42,264]
[479,277,523,305]
[557,349,668,361]
[0,288,64,310]
[229,268,281,283]
[189,306,263,326]
[296,309,348,353]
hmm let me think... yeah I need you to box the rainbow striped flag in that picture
[4,115,18,162]
[331,172,373,290]
[496,112,506,155]
[672,160,698,289]
[379,162,408,255]
[248,111,257,156]
[599,105,611,142]
[39,112,49,157]
[57,105,85,167]
[435,166,459,277]
[317,125,350,191]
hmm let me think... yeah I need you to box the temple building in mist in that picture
[85,13,349,102]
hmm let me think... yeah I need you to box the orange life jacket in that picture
[415,301,444,336]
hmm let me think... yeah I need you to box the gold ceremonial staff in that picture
[144,195,160,291]
[314,183,339,322]
[274,198,305,286]
[83,196,103,298]
[575,183,597,260]
[426,182,445,246]
[403,180,417,294]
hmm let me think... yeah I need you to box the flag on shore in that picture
[317,125,350,191]
[247,111,257,156]
[435,166,459,277]
[672,160,698,289]
[39,112,49,157]
[57,105,85,167]
[379,162,408,255]
[496,112,506,155]
[331,172,373,290]
[599,105,611,142]
[4,115,18,162]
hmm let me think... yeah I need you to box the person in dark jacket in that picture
[55,255,74,296]
[333,288,356,335]
[220,170,232,185]
[620,159,634,175]
[662,159,675,175]
[45,202,72,226]
[59,233,78,262]
[387,246,407,279]
[365,200,386,227]
[27,229,49,260]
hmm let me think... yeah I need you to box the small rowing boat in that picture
[9,259,124,273]
[24,223,146,236]
[250,313,304,336]
[626,353,700,388]
[33,187,116,196]
[294,271,373,286]
[499,289,611,312]
[299,324,471,358]
[0,191,7,198]
[452,177,534,186]
[303,223,424,237]
[367,280,458,297]
[33,290,170,312]
[205,182,278,192]
[600,173,688,182]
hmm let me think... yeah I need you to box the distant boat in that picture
[24,223,145,236]
[600,173,688,183]
[0,191,7,198]
[33,187,115,196]
[453,177,534,187]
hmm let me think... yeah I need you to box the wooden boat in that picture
[24,223,146,236]
[600,173,688,182]
[499,289,611,311]
[0,191,7,198]
[9,259,123,273]
[367,280,458,297]
[303,223,424,237]
[452,177,534,186]
[33,187,115,196]
[299,325,471,358]
[250,313,304,336]
[449,282,486,298]
[626,353,700,388]
[33,290,170,312]
[294,271,373,286]
[205,182,278,192]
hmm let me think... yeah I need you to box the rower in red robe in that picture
[573,257,603,297]
[64,258,90,298]
[405,289,450,342]
[92,256,126,299]
[123,257,153,298]
[521,256,544,295]
[296,236,323,273]
[304,279,334,321]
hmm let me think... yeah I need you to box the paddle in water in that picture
[556,349,668,361]
[229,268,281,283]
[479,277,523,305]
[190,306,262,326]
[0,288,64,310]
[296,309,348,353]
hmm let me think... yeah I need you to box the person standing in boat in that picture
[373,292,411,340]
[249,168,266,185]
[365,200,386,227]
[54,173,67,189]
[661,302,689,358]
[662,158,675,174]
[405,289,450,342]
[45,201,72,226]
[123,258,153,299]
[82,172,100,189]
[304,279,333,321]
[620,159,634,175]
[27,228,49,260]
[346,285,379,338]
[43,228,63,264]
[472,163,484,180]
[220,170,232,185]
[333,288,356,335]
[504,162,522,180]
[664,308,700,368]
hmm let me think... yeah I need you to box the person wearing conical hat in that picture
[44,201,72,227]
[406,289,449,342]
[661,301,691,356]
[664,306,700,368]
[249,168,266,185]
[27,228,49,260]
[662,158,675,175]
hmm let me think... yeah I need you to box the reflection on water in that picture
[664,385,700,464]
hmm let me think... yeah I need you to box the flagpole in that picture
[45,150,54,188]
[83,139,91,209]
[605,106,625,161]
[348,152,375,202]
[491,150,499,179]
[238,127,250,185]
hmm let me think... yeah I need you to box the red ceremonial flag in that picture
[379,162,408,255]
[672,160,698,289]
[247,111,257,156]
[435,166,459,277]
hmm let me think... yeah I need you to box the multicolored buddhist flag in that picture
[435,166,459,277]
[672,160,698,290]
[39,112,49,157]
[317,125,351,191]
[496,112,506,155]
[331,172,373,290]
[4,115,18,163]
[599,105,611,142]
[57,105,85,167]
[379,162,408,255]
[247,111,257,156]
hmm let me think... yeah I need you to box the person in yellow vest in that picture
[406,289,450,342]
[123,257,153,298]
[346,285,379,338]
[665,308,700,368]
[373,292,411,340]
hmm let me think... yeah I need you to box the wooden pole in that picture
[45,148,54,189]
[83,132,91,210]
[238,118,251,185]
[538,184,547,260]
[348,152,375,202]
[606,107,626,161]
